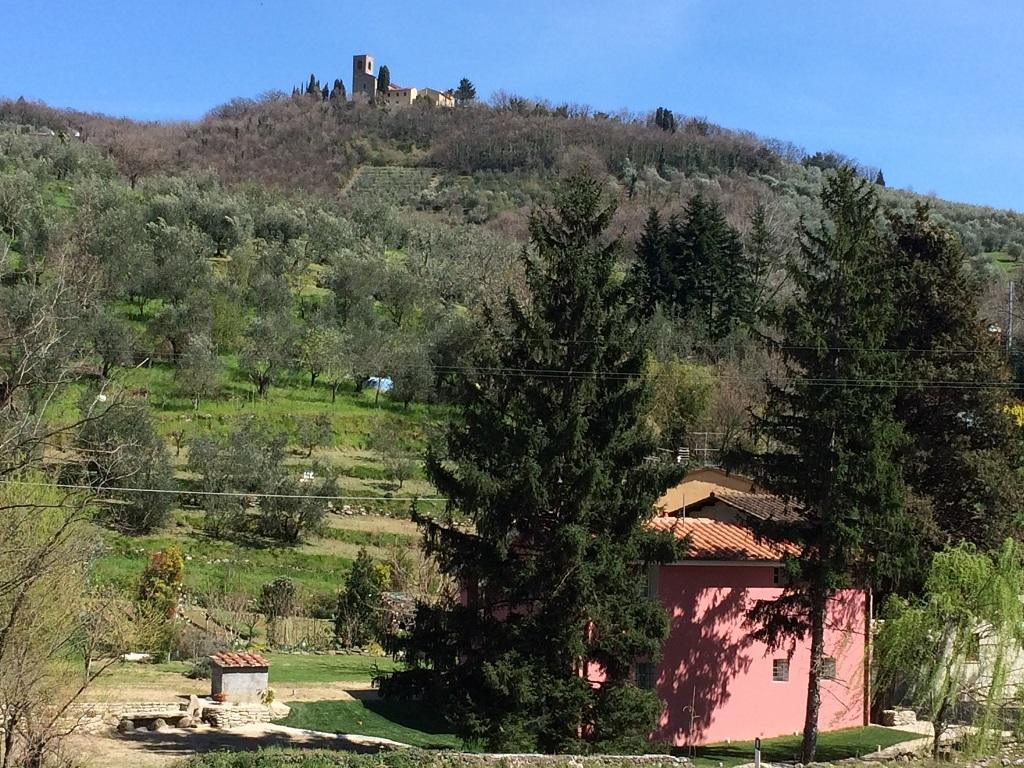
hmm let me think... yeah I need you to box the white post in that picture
[754,737,761,768]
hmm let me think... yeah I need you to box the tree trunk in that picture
[331,382,339,403]
[310,371,318,388]
[802,584,827,763]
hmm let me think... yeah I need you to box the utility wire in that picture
[0,478,447,503]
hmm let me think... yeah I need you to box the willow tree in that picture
[385,175,682,753]
[875,540,1024,758]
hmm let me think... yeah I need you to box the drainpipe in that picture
[864,586,873,726]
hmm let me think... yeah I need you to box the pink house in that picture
[641,468,869,746]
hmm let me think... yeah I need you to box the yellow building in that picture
[385,84,418,107]
[418,88,455,108]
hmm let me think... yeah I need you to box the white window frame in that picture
[772,658,790,682]
[821,657,837,680]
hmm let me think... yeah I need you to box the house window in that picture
[635,565,658,600]
[772,567,791,586]
[772,659,790,682]
[821,657,837,680]
[635,662,656,690]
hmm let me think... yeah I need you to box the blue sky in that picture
[3,0,1022,210]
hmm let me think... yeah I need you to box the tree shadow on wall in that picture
[657,586,755,746]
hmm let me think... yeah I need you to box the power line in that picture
[0,478,447,503]
[117,358,1024,391]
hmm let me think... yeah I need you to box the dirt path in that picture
[70,721,408,768]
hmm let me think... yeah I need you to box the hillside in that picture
[5,93,1024,265]
[2,86,1022,646]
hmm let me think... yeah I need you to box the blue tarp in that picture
[367,376,394,392]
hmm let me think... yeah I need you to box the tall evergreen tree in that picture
[329,78,347,102]
[384,175,682,753]
[745,203,786,322]
[888,204,1024,558]
[653,107,676,133]
[455,77,477,105]
[306,73,320,95]
[630,208,671,315]
[874,169,886,186]
[676,194,747,337]
[743,168,913,762]
[377,65,391,94]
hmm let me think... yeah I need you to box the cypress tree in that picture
[329,78,347,102]
[306,73,319,95]
[743,168,912,762]
[377,65,391,94]
[875,169,886,186]
[385,175,682,753]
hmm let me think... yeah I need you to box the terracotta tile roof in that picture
[209,651,269,668]
[706,489,804,523]
[647,516,799,561]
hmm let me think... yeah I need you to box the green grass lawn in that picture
[984,250,1022,279]
[92,524,356,597]
[282,699,461,749]
[687,726,922,767]
[267,653,398,684]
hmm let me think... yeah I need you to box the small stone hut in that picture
[209,651,269,703]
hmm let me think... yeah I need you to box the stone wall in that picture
[64,701,190,733]
[66,698,284,732]
[203,702,276,728]
[880,708,918,727]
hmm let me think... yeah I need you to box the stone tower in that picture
[352,54,376,102]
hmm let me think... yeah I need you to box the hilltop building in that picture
[352,54,377,103]
[351,53,454,108]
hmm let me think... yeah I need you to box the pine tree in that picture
[455,77,477,105]
[630,208,671,315]
[630,196,752,338]
[672,194,748,338]
[384,175,682,753]
[745,203,784,323]
[888,204,1024,559]
[377,65,391,94]
[744,168,912,762]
